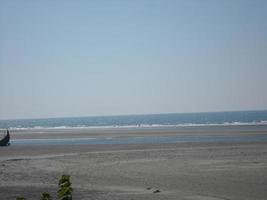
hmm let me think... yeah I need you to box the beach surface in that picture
[0,126,267,200]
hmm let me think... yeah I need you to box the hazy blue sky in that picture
[1,0,267,119]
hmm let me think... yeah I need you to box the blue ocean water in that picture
[0,110,267,130]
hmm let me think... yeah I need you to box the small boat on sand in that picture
[0,129,10,146]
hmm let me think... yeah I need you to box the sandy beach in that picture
[1,126,267,200]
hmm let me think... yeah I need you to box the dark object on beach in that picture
[153,189,161,193]
[0,129,10,146]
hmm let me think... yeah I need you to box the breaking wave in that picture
[6,121,267,130]
[1,110,267,130]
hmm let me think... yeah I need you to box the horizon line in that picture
[1,109,267,121]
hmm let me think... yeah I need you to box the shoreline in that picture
[3,125,267,140]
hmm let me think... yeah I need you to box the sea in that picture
[1,110,267,145]
[1,110,267,130]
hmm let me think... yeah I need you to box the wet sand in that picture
[0,126,267,200]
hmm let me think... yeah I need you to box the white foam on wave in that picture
[7,120,267,131]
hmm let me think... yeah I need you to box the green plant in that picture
[40,192,52,200]
[57,174,73,200]
[16,197,25,200]
[15,175,73,200]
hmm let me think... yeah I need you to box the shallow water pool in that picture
[10,134,267,146]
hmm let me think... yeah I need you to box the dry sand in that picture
[0,126,267,200]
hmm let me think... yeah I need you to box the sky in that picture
[0,0,267,120]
